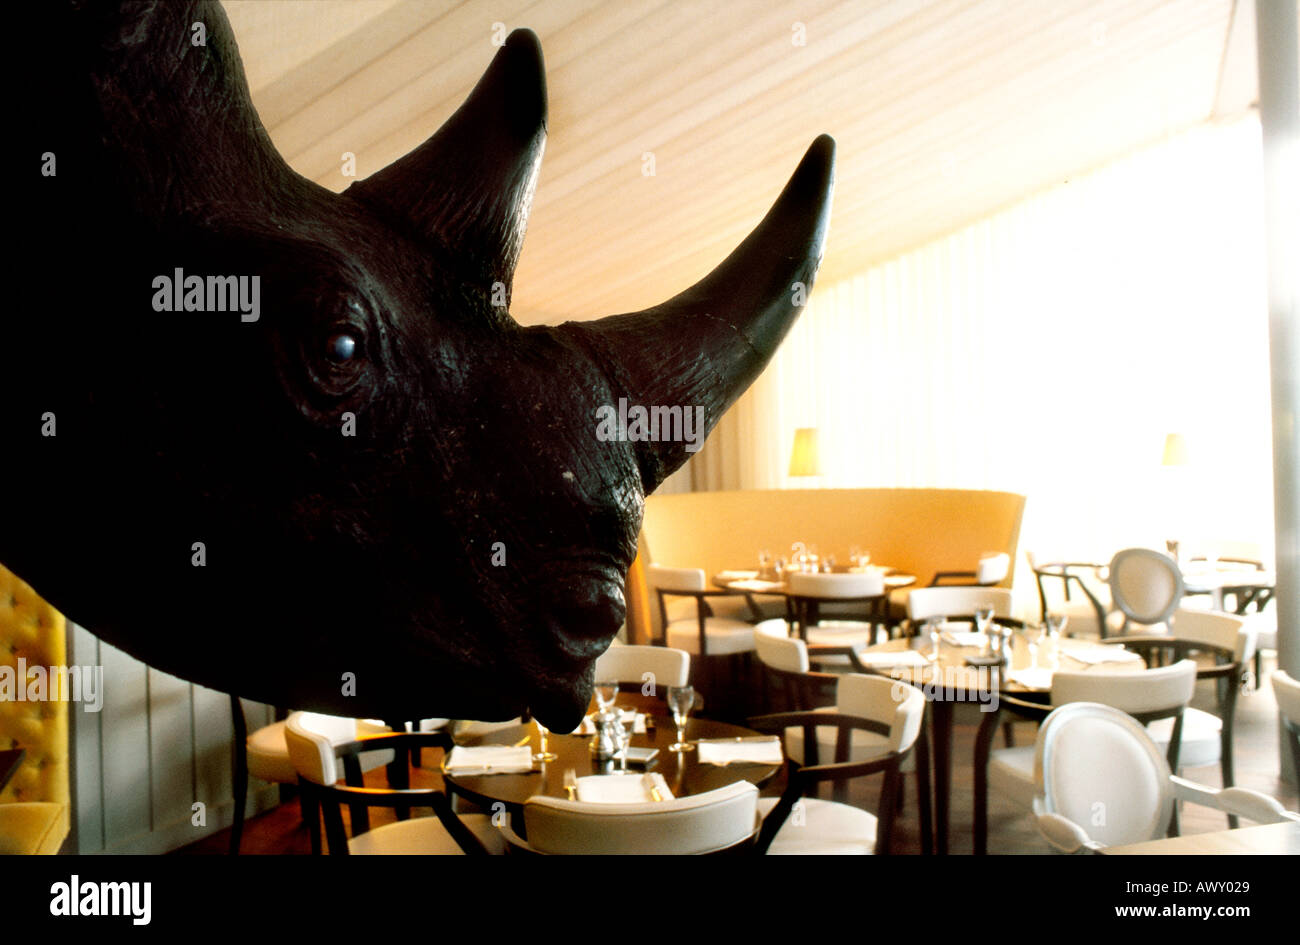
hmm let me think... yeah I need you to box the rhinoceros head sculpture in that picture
[5,1,832,729]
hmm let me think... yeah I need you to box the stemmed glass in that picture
[1025,621,1046,668]
[973,605,995,654]
[594,678,619,714]
[610,712,632,774]
[1045,612,1067,669]
[667,685,696,752]
[532,716,557,763]
[758,549,772,578]
[923,617,943,663]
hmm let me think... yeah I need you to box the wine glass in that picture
[1044,612,1067,668]
[923,617,943,662]
[594,678,619,713]
[667,685,696,752]
[532,716,557,763]
[1025,621,1046,668]
[610,713,632,774]
[758,548,772,577]
[973,605,995,654]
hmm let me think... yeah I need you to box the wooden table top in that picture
[442,708,781,812]
[1102,821,1300,855]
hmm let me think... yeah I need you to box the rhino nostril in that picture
[553,586,625,640]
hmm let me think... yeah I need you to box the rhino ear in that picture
[347,29,546,306]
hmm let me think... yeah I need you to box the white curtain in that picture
[680,114,1275,564]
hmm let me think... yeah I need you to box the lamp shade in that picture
[788,427,821,477]
[1161,432,1189,466]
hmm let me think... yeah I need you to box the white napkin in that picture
[728,578,785,593]
[571,710,647,735]
[1006,667,1055,690]
[1065,647,1144,665]
[940,629,987,647]
[575,772,674,803]
[851,649,930,668]
[717,569,760,582]
[884,575,915,587]
[696,737,784,767]
[443,745,533,774]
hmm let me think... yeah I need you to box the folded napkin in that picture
[716,569,760,582]
[940,629,986,647]
[1006,667,1055,691]
[1065,647,1144,665]
[851,649,929,668]
[571,710,648,736]
[576,772,674,804]
[443,745,534,774]
[884,575,915,587]
[696,737,784,767]
[728,578,785,593]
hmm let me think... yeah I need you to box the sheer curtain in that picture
[679,114,1275,563]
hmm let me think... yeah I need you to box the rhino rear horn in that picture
[348,29,547,308]
[566,135,836,491]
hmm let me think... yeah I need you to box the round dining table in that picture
[852,627,1154,854]
[441,701,782,820]
[713,567,917,642]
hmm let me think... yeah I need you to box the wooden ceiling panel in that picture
[221,0,1236,324]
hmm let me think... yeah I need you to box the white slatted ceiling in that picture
[221,0,1240,325]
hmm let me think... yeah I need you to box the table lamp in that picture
[788,427,821,479]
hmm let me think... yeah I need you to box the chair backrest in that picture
[646,564,706,593]
[908,586,1013,621]
[1109,548,1183,626]
[1035,702,1175,847]
[836,674,925,755]
[284,712,362,786]
[787,570,884,598]
[976,552,1011,585]
[1170,608,1253,663]
[1274,670,1300,728]
[593,643,690,689]
[753,621,810,673]
[521,781,759,854]
[1050,660,1197,716]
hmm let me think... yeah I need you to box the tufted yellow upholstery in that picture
[0,563,71,854]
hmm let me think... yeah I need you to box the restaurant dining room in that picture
[4,0,1299,921]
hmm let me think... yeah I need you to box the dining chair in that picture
[1032,702,1299,854]
[929,551,1011,587]
[748,674,927,854]
[906,586,1014,629]
[1107,547,1184,635]
[973,660,1197,854]
[648,564,757,719]
[229,697,396,855]
[1125,609,1255,825]
[785,570,890,648]
[593,641,690,692]
[283,712,504,855]
[1270,670,1300,788]
[499,781,760,854]
[1026,551,1112,639]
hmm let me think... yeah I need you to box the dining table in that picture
[713,567,917,642]
[440,695,783,826]
[1179,563,1276,614]
[852,625,1160,854]
[1100,820,1300,854]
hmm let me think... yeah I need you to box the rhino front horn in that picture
[347,29,547,310]
[563,134,836,491]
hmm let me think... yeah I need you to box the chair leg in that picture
[229,693,248,856]
[1222,732,1238,829]
[300,789,322,855]
[1002,721,1015,749]
[915,711,933,855]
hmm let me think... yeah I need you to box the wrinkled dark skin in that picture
[4,1,833,729]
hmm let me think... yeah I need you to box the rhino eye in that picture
[326,332,358,363]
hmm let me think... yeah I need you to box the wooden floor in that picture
[176,662,1299,856]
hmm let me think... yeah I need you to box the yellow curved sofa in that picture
[627,488,1026,643]
[0,563,70,854]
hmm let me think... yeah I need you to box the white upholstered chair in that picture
[786,570,889,651]
[929,551,1011,586]
[501,781,759,854]
[1272,670,1300,787]
[593,642,690,691]
[284,712,504,855]
[648,565,756,657]
[907,586,1014,626]
[1107,547,1184,635]
[1026,552,1112,639]
[750,674,927,854]
[974,660,1197,854]
[1032,702,1298,853]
